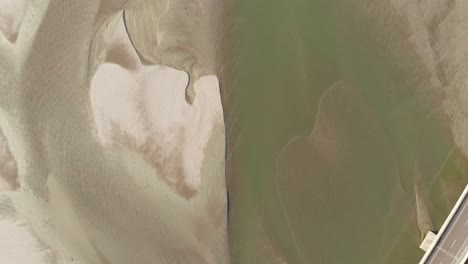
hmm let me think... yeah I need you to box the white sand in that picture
[0,0,228,263]
[90,16,224,198]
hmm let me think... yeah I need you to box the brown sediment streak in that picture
[139,128,197,199]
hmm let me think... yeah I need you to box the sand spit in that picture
[0,0,228,263]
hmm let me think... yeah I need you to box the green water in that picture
[223,1,468,263]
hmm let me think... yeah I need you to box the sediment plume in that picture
[0,0,228,263]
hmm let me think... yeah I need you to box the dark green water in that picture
[223,1,468,263]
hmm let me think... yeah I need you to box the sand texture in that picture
[0,0,228,263]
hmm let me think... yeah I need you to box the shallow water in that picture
[223,1,468,263]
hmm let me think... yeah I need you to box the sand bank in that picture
[0,0,228,263]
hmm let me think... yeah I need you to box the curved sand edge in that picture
[0,0,228,263]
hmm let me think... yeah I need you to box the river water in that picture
[222,1,468,263]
